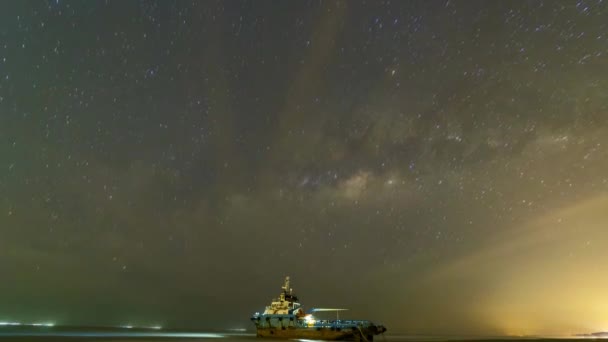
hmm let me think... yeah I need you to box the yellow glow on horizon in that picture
[415,194,608,336]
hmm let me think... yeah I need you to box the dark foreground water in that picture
[0,330,589,342]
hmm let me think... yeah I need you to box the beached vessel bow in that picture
[251,276,387,341]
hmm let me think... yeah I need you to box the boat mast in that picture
[282,276,290,294]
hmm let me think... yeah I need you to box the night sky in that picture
[1,0,608,336]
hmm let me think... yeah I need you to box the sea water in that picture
[0,330,582,342]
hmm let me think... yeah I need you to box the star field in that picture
[1,0,607,336]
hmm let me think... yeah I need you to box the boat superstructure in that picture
[251,276,386,341]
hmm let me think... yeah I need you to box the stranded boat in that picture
[251,276,387,341]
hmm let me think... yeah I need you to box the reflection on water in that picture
[0,331,225,338]
[0,330,587,342]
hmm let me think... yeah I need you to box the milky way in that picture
[1,0,607,335]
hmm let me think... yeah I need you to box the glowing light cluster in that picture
[0,322,21,326]
[119,324,162,330]
[0,322,54,327]
[32,323,55,327]
[304,314,316,326]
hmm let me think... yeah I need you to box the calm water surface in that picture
[0,331,583,342]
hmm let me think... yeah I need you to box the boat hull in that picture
[256,327,377,341]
